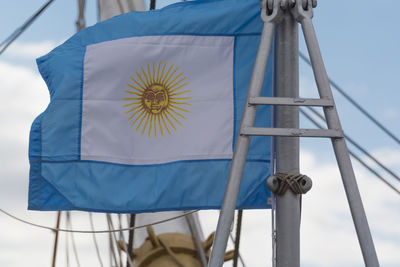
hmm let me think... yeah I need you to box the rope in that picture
[89,213,105,267]
[126,214,135,267]
[300,108,400,195]
[299,52,400,146]
[233,210,243,267]
[0,0,55,56]
[306,106,400,183]
[107,214,123,267]
[229,233,247,267]
[66,212,81,267]
[269,173,311,195]
[0,208,198,233]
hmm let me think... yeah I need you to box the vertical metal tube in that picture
[300,17,379,267]
[208,18,276,267]
[274,11,300,267]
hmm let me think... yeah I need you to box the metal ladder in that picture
[208,0,379,266]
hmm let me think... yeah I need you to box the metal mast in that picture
[274,5,300,266]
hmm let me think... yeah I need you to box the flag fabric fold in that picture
[29,0,274,213]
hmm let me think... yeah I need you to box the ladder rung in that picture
[248,97,333,107]
[241,127,343,138]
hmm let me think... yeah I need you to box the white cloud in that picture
[5,41,58,59]
[0,60,399,266]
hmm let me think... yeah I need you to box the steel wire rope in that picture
[108,214,134,267]
[107,214,121,267]
[66,212,82,267]
[65,221,70,267]
[88,213,105,267]
[0,0,55,56]
[0,208,198,233]
[299,52,400,145]
[228,233,247,267]
[306,106,400,183]
[300,108,400,195]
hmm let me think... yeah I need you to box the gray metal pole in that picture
[274,10,301,267]
[207,3,280,266]
[296,8,379,266]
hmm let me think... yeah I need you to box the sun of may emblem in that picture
[122,61,191,138]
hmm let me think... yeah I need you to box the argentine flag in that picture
[29,0,273,213]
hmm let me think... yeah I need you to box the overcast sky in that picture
[0,0,399,266]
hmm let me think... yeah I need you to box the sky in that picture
[0,0,400,266]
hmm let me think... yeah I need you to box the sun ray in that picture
[166,110,183,126]
[141,113,151,135]
[163,112,177,131]
[128,107,144,120]
[166,72,183,88]
[147,63,152,84]
[131,109,146,127]
[164,66,179,86]
[124,90,142,97]
[160,61,167,84]
[157,115,164,137]
[152,61,156,84]
[168,77,186,91]
[122,97,143,100]
[156,60,161,83]
[160,113,171,135]
[168,83,190,94]
[170,97,192,101]
[123,101,141,107]
[162,63,174,85]
[125,104,141,114]
[170,90,192,97]
[141,67,150,86]
[135,71,149,88]
[170,101,192,106]
[153,115,157,138]
[170,104,190,113]
[131,77,146,90]
[126,83,144,93]
[169,107,187,120]
[136,112,148,132]
[148,114,153,138]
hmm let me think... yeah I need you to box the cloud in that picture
[4,41,57,59]
[0,61,399,266]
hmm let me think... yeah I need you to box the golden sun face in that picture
[122,61,191,138]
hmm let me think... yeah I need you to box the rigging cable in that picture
[0,0,55,56]
[0,208,197,233]
[88,213,105,267]
[150,0,156,10]
[299,52,400,146]
[107,214,122,267]
[228,233,247,267]
[306,106,400,183]
[66,212,81,267]
[300,108,400,195]
[233,210,243,267]
[126,214,136,267]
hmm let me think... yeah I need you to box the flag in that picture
[29,0,274,213]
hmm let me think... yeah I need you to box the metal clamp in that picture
[267,173,312,195]
[261,0,283,23]
[291,0,315,21]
